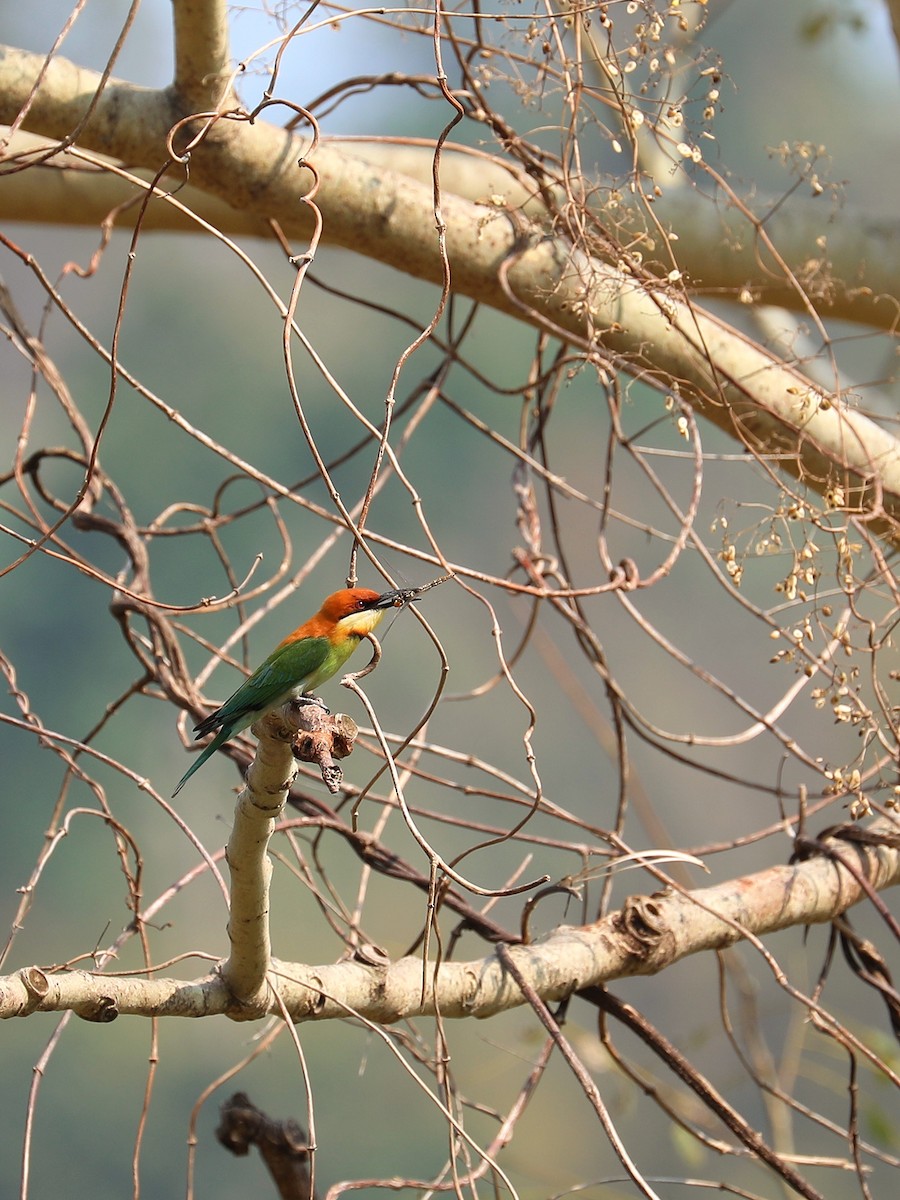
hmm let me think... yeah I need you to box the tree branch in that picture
[4,131,897,331]
[172,0,233,111]
[2,46,899,539]
[220,721,298,1009]
[2,821,896,1022]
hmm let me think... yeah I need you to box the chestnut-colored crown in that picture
[318,588,382,622]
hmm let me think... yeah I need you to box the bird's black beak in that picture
[374,587,422,610]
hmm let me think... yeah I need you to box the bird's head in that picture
[321,587,418,638]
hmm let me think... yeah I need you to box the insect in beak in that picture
[374,587,422,610]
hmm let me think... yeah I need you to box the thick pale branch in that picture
[4,130,898,332]
[323,141,900,333]
[0,46,179,161]
[0,130,270,233]
[2,825,896,1022]
[220,723,298,1008]
[3,49,900,536]
[172,0,233,111]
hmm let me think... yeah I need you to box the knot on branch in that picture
[613,894,677,965]
[16,966,50,1015]
[257,699,358,795]
[76,994,120,1023]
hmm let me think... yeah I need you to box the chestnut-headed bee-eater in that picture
[173,587,415,796]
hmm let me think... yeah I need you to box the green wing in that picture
[194,636,331,737]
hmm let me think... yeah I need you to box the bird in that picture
[173,587,416,796]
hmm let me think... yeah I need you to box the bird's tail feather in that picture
[172,726,231,797]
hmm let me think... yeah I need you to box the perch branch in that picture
[2,820,896,1023]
